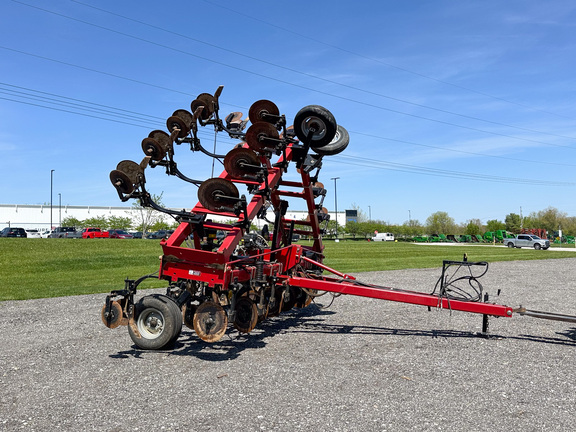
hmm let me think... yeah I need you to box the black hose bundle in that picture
[431,260,489,302]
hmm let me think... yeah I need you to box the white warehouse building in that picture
[0,203,346,232]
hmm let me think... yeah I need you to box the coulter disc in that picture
[224,147,261,178]
[233,296,258,333]
[193,301,228,343]
[197,178,239,212]
[101,301,126,329]
[248,99,279,124]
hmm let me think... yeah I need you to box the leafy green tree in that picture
[326,220,345,238]
[107,216,133,230]
[486,219,505,232]
[346,220,361,239]
[83,216,109,229]
[361,221,381,238]
[130,192,166,236]
[149,220,172,231]
[532,207,566,233]
[425,211,456,235]
[560,216,576,236]
[61,216,82,229]
[399,219,423,238]
[505,213,522,233]
[464,221,481,235]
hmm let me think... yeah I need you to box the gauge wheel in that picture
[312,125,349,156]
[293,105,337,148]
[128,294,183,350]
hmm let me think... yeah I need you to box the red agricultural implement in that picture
[103,87,576,349]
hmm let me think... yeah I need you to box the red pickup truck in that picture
[82,227,110,239]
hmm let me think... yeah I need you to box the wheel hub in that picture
[141,311,164,336]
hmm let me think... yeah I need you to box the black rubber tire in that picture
[293,105,337,148]
[128,294,183,350]
[534,243,541,250]
[507,242,514,248]
[312,125,349,156]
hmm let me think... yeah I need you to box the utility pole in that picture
[50,169,55,229]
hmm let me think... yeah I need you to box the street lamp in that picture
[50,169,55,229]
[58,193,62,227]
[368,205,371,221]
[331,177,340,241]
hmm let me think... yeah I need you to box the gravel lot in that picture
[1,258,575,431]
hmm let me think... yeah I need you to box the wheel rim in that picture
[298,115,329,141]
[137,307,165,339]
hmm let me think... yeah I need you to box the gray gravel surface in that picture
[1,258,575,431]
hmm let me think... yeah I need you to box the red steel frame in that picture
[156,141,513,320]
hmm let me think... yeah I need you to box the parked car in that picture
[40,230,54,238]
[108,229,134,239]
[1,227,27,237]
[146,230,174,239]
[505,234,550,250]
[49,227,79,238]
[82,227,110,239]
[130,231,143,239]
[25,229,42,239]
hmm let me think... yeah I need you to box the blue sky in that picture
[2,0,576,225]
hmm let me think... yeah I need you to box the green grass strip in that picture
[1,239,574,301]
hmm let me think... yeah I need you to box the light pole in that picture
[408,209,411,224]
[58,193,62,227]
[50,169,55,229]
[331,177,340,241]
[368,205,371,221]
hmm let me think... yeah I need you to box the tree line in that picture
[60,194,182,233]
[343,206,576,239]
[61,205,574,239]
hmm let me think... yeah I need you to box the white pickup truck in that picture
[505,234,549,250]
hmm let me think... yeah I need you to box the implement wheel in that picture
[293,105,337,148]
[312,125,349,156]
[128,294,182,350]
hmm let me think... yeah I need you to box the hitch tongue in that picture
[513,307,576,323]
